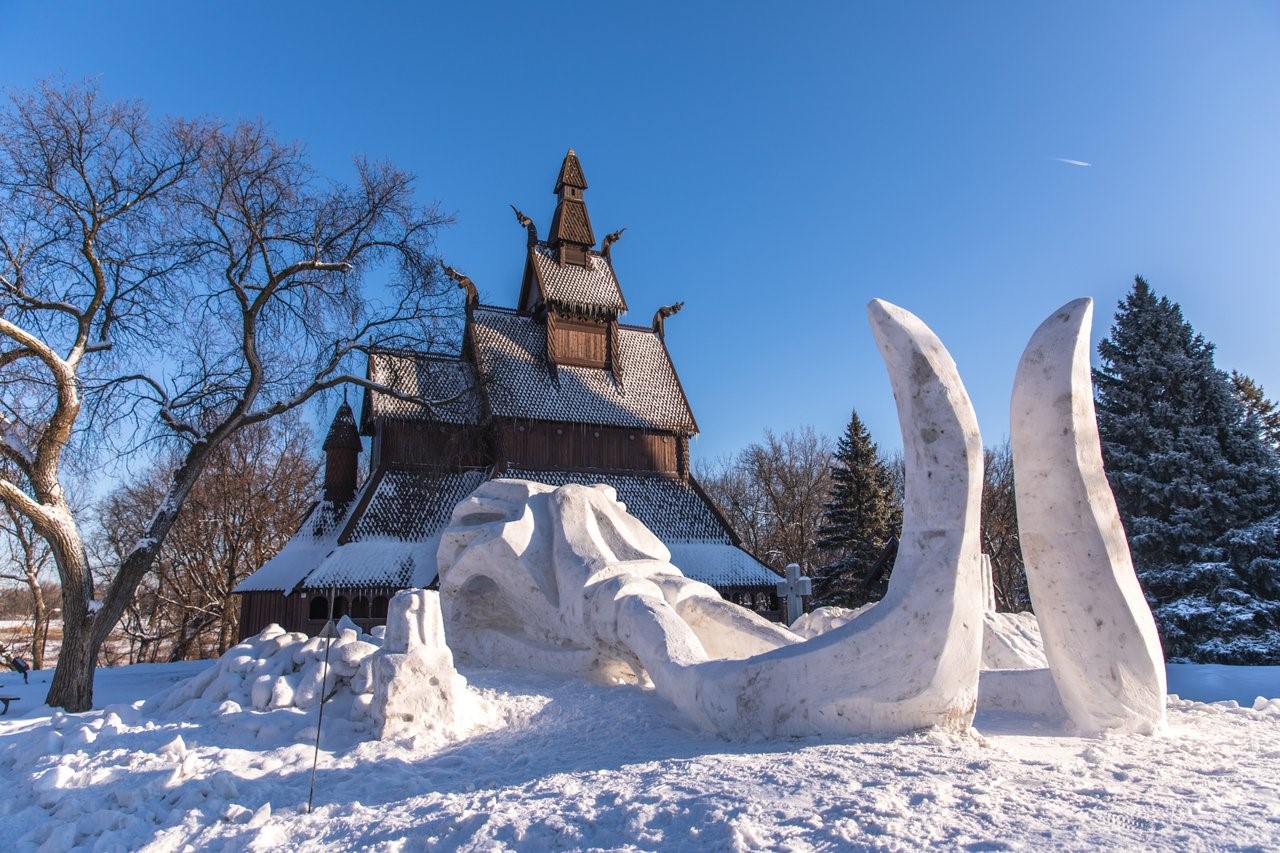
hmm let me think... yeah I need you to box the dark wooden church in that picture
[235,150,782,639]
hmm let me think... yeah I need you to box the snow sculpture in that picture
[439,299,986,738]
[1011,298,1167,733]
[370,589,491,741]
[438,478,799,682]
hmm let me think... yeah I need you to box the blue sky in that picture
[4,2,1279,463]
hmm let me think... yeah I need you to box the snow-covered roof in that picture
[233,498,359,593]
[530,243,625,312]
[236,469,490,594]
[472,308,696,432]
[665,542,783,589]
[298,468,489,591]
[297,538,440,591]
[364,351,482,426]
[505,468,780,588]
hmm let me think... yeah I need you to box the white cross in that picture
[776,562,812,626]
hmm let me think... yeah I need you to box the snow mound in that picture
[370,588,496,742]
[790,605,872,639]
[146,591,495,747]
[145,623,379,720]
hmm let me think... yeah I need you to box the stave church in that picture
[234,150,782,639]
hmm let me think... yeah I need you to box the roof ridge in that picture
[370,346,466,362]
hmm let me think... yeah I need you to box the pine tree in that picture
[813,410,902,608]
[1094,276,1280,662]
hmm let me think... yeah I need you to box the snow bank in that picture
[144,622,380,722]
[145,590,493,748]
[982,611,1048,669]
[790,604,873,638]
[1,661,1278,851]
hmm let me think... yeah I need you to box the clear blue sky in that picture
[4,2,1279,463]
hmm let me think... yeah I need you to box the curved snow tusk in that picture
[680,300,985,738]
[1011,297,1166,734]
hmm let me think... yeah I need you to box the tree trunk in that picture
[46,616,98,712]
[219,593,237,655]
[42,511,98,712]
[30,588,47,671]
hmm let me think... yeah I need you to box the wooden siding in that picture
[377,420,489,468]
[499,419,679,472]
[553,317,608,368]
[237,589,398,641]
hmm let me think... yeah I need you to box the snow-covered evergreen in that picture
[1094,277,1280,662]
[812,409,901,607]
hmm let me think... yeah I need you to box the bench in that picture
[0,696,17,715]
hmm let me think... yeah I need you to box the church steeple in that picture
[322,400,362,504]
[548,148,595,266]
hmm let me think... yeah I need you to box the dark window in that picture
[333,596,349,618]
[351,596,370,619]
[372,596,389,619]
[308,596,328,620]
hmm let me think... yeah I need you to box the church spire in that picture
[322,400,362,504]
[548,148,595,266]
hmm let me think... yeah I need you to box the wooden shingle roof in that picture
[529,243,626,312]
[471,307,696,433]
[362,350,482,430]
[323,402,363,451]
[554,148,588,191]
[296,468,490,591]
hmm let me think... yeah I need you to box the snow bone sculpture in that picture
[1010,298,1166,733]
[437,298,1165,738]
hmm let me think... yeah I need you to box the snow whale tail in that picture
[1011,297,1167,734]
[676,299,985,738]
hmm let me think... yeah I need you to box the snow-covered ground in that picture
[0,661,1277,851]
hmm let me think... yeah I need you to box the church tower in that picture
[517,149,628,374]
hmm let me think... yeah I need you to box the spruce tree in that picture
[1094,276,1280,662]
[813,410,901,608]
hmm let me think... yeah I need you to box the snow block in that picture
[982,612,1048,670]
[370,589,489,741]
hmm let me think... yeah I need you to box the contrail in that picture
[1053,157,1091,167]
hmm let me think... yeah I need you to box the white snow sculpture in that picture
[370,589,491,741]
[438,478,799,682]
[439,299,986,738]
[1011,297,1167,733]
[791,605,1049,671]
[435,296,1166,739]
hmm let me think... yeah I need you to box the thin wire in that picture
[307,590,336,813]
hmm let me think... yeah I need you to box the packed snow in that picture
[0,649,1277,850]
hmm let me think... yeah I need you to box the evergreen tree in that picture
[813,410,901,608]
[1094,276,1280,662]
[1230,371,1280,456]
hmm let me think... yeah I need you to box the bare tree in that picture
[699,427,833,573]
[0,80,458,710]
[0,465,56,670]
[98,415,318,662]
[981,441,1028,611]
